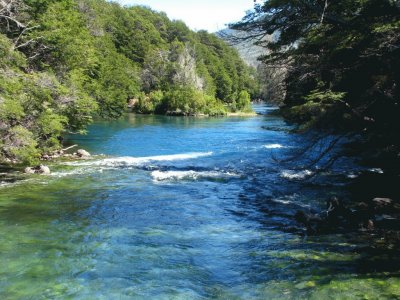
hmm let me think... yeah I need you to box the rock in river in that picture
[24,165,51,175]
[38,165,51,175]
[24,167,36,174]
[76,149,91,157]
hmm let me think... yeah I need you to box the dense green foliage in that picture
[233,0,400,171]
[0,0,258,164]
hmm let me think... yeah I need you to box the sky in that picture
[114,0,259,32]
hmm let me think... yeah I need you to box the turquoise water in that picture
[1,104,399,299]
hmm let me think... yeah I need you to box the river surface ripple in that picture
[1,104,399,299]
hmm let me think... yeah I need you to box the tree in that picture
[232,0,400,171]
[0,0,258,164]
[237,90,252,112]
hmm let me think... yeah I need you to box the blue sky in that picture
[114,0,259,32]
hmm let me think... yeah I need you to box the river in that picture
[0,104,399,299]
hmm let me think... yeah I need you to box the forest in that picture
[232,0,399,173]
[0,0,259,165]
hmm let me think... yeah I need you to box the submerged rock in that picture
[76,149,91,157]
[295,194,400,234]
[294,210,324,234]
[295,196,352,234]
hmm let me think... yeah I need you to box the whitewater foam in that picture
[281,170,313,180]
[264,144,285,149]
[272,198,293,205]
[0,181,11,188]
[0,179,28,189]
[347,173,359,179]
[49,168,95,177]
[151,170,239,181]
[65,152,213,167]
[369,168,384,174]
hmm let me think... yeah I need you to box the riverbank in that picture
[227,111,258,117]
[134,109,259,118]
[0,110,260,171]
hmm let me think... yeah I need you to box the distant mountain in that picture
[217,28,267,68]
[217,29,286,104]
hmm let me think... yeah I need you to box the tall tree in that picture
[233,0,400,171]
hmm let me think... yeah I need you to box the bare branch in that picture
[13,24,40,47]
[0,13,25,28]
[14,37,41,49]
[320,0,329,24]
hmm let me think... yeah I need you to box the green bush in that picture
[236,90,252,112]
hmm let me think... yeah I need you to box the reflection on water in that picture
[1,104,400,299]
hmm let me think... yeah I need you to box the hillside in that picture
[217,28,285,103]
[0,0,259,164]
[217,28,265,68]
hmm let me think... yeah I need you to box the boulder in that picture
[24,167,35,174]
[24,165,51,175]
[38,165,51,175]
[76,149,91,157]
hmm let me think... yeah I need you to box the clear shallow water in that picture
[1,104,400,299]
